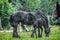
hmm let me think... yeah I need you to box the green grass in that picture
[0,25,60,40]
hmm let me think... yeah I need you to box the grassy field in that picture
[0,25,60,40]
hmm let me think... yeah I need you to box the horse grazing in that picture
[31,18,50,38]
[29,12,50,38]
[9,11,50,38]
[52,2,60,20]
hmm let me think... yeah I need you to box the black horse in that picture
[9,11,50,38]
[31,18,50,38]
[52,2,60,20]
[29,12,50,38]
[9,11,30,38]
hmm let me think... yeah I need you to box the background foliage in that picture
[0,0,60,29]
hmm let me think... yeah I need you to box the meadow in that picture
[0,25,60,40]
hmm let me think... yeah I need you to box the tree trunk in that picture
[0,17,2,30]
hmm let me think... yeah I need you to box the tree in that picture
[0,0,16,29]
[0,17,2,30]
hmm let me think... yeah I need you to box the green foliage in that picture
[10,0,57,15]
[0,0,16,17]
[1,18,10,30]
[23,0,41,11]
[0,0,16,29]
[0,0,60,29]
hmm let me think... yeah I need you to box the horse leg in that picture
[40,27,43,37]
[33,26,37,38]
[13,25,20,38]
[38,27,42,38]
[21,24,27,32]
[35,28,37,38]
[31,25,36,38]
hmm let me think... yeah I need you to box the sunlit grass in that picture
[0,25,60,40]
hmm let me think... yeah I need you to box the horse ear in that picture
[29,13,33,17]
[57,2,58,4]
[28,13,34,17]
[56,2,59,10]
[28,13,36,20]
[56,2,59,7]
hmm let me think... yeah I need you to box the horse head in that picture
[52,2,60,20]
[27,13,36,23]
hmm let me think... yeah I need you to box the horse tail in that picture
[9,15,12,22]
[9,14,13,23]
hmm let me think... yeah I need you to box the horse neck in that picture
[56,9,60,17]
[56,3,60,17]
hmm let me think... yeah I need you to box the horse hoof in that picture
[17,36,20,38]
[17,35,20,38]
[13,35,20,38]
[38,35,42,38]
[13,36,20,38]
[46,35,49,37]
[31,35,34,38]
